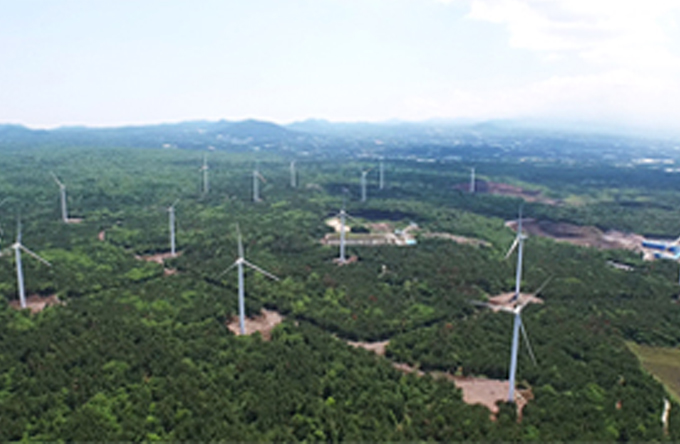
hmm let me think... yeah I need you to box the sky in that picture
[1,0,680,132]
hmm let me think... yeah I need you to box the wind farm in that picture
[0,122,677,441]
[4,0,680,438]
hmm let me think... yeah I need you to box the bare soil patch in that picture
[66,218,84,224]
[9,294,63,314]
[135,251,182,265]
[325,217,351,233]
[486,292,544,312]
[343,337,530,417]
[506,219,644,252]
[226,309,284,340]
[422,232,491,248]
[456,181,559,206]
[97,230,106,241]
[448,376,530,416]
[346,339,389,356]
[367,222,393,233]
[333,255,358,266]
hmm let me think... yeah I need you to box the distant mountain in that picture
[1,118,678,163]
[0,119,305,151]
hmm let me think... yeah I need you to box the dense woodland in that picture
[1,142,680,440]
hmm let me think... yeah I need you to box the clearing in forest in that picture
[455,180,559,206]
[9,294,63,314]
[322,218,417,246]
[421,232,491,248]
[506,219,644,252]
[627,342,680,402]
[486,292,544,312]
[226,309,284,341]
[344,338,530,417]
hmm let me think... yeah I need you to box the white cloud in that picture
[421,0,680,130]
[402,69,680,129]
[465,0,680,71]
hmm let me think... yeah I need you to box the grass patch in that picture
[627,342,680,402]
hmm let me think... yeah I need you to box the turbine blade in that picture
[534,276,553,296]
[235,224,244,259]
[344,212,361,223]
[257,172,267,183]
[171,198,180,208]
[50,172,64,188]
[242,259,280,281]
[19,245,51,266]
[217,261,238,278]
[505,237,519,259]
[519,316,537,366]
[469,300,494,309]
[16,219,21,244]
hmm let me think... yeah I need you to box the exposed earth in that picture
[346,338,530,417]
[421,232,491,248]
[226,309,284,341]
[506,219,644,252]
[9,294,63,314]
[455,180,559,206]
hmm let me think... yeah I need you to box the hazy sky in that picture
[2,0,680,131]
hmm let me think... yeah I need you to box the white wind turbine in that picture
[472,298,537,403]
[219,225,280,334]
[379,159,385,190]
[167,199,179,256]
[333,198,359,264]
[470,167,476,193]
[51,172,69,222]
[360,168,372,202]
[200,154,209,194]
[472,205,540,402]
[290,160,297,188]
[11,221,51,309]
[253,162,267,202]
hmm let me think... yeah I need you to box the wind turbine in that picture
[472,298,537,403]
[290,160,297,188]
[360,168,372,202]
[470,167,476,193]
[219,225,279,334]
[51,173,68,222]
[200,154,209,194]
[253,162,267,202]
[168,199,179,256]
[472,204,539,402]
[333,198,359,264]
[505,206,527,303]
[11,221,51,309]
[379,159,385,190]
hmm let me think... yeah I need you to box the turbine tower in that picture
[505,206,527,303]
[168,199,179,256]
[470,167,476,193]
[200,154,209,194]
[360,168,372,202]
[51,173,68,222]
[379,159,384,190]
[253,162,267,202]
[11,221,51,309]
[334,201,358,263]
[290,160,297,188]
[219,225,280,334]
[471,298,537,403]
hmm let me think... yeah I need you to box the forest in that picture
[1,138,680,441]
